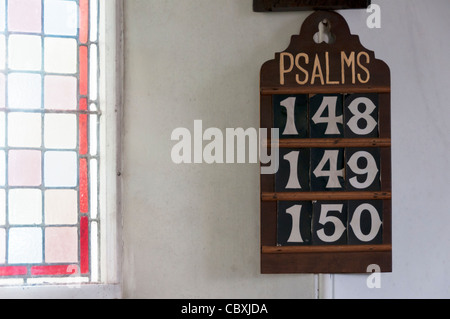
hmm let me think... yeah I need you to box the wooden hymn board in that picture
[259,11,392,274]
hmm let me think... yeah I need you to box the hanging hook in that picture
[314,19,335,44]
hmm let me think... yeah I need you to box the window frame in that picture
[0,0,123,298]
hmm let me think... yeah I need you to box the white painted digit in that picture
[316,204,346,243]
[283,151,301,189]
[347,97,377,135]
[348,151,379,189]
[313,150,344,188]
[349,203,382,242]
[312,96,343,135]
[286,205,304,243]
[280,97,299,135]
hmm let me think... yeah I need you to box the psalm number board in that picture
[260,11,392,273]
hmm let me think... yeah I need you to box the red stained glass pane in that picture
[79,0,89,44]
[80,216,89,274]
[79,114,88,155]
[79,158,88,214]
[79,46,88,96]
[31,265,79,276]
[79,97,87,111]
[0,266,27,276]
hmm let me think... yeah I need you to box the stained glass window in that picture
[0,0,100,285]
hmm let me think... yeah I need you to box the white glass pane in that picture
[0,228,4,264]
[90,159,97,218]
[8,150,41,187]
[44,151,77,187]
[91,221,98,281]
[89,114,98,155]
[45,227,78,263]
[44,114,77,149]
[8,227,42,264]
[9,189,42,225]
[8,35,42,71]
[0,73,5,108]
[8,0,41,33]
[0,112,4,147]
[44,38,77,74]
[0,0,5,32]
[0,278,24,285]
[89,44,98,101]
[90,0,98,42]
[8,73,42,109]
[0,151,5,186]
[27,277,88,285]
[44,190,77,225]
[44,75,77,110]
[0,35,5,70]
[0,190,5,226]
[44,0,78,36]
[8,113,42,148]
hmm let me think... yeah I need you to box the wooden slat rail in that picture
[261,191,391,201]
[260,86,390,95]
[263,138,391,148]
[262,244,391,254]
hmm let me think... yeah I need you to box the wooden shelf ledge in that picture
[261,191,391,201]
[262,244,391,254]
[263,138,391,148]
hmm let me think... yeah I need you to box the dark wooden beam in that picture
[253,0,371,12]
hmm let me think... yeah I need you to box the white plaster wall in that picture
[334,0,450,298]
[122,0,316,298]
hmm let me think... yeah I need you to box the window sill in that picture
[0,283,121,299]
